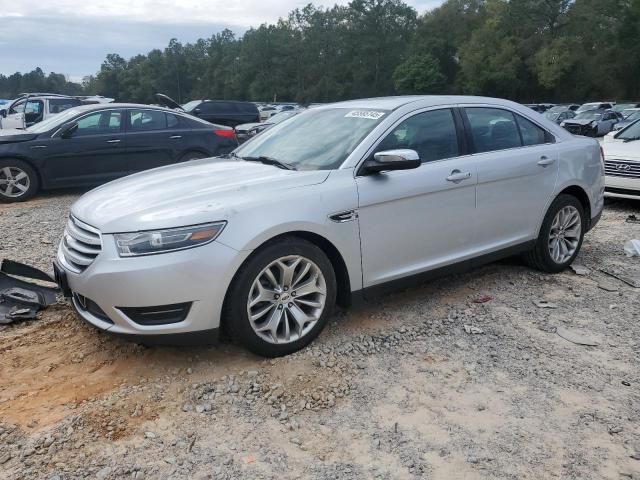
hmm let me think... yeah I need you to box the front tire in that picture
[524,194,585,273]
[224,237,337,357]
[0,159,39,203]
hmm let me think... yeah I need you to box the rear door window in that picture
[49,98,82,114]
[377,109,459,163]
[465,108,521,153]
[129,110,167,131]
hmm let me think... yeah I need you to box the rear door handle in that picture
[446,170,472,183]
[106,139,121,144]
[537,156,555,166]
[169,135,182,139]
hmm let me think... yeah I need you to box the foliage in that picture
[0,0,638,103]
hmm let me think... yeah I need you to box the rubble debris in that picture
[626,214,640,224]
[473,295,492,304]
[463,324,484,335]
[570,264,590,276]
[556,327,599,346]
[533,300,558,309]
[624,239,640,257]
[600,269,640,289]
[0,259,59,325]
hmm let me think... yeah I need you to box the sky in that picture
[0,0,441,82]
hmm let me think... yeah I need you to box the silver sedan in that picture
[56,95,605,357]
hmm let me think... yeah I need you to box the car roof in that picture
[315,95,524,111]
[67,103,179,113]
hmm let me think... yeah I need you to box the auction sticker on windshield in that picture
[344,110,386,120]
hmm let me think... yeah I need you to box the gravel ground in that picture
[0,193,639,480]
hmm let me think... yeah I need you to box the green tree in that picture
[393,54,446,93]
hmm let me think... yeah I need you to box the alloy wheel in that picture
[247,255,327,344]
[0,166,30,198]
[548,205,581,264]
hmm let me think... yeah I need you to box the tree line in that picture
[1,0,638,104]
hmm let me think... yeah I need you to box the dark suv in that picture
[157,94,260,127]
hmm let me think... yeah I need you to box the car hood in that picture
[235,122,266,132]
[71,159,331,233]
[564,119,596,126]
[0,128,38,143]
[603,141,640,161]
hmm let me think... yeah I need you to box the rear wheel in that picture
[224,237,337,357]
[524,194,585,273]
[0,159,39,203]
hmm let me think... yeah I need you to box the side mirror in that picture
[0,109,6,118]
[361,149,421,175]
[59,122,78,139]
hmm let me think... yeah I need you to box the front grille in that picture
[61,216,102,273]
[605,159,640,178]
[564,124,590,135]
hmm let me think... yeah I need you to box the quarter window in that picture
[377,109,459,163]
[75,111,122,136]
[516,114,547,146]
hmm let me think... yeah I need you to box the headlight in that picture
[115,222,226,257]
[590,121,597,127]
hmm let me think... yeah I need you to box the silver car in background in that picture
[55,96,605,357]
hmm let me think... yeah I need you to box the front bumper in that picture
[57,234,250,337]
[563,124,594,136]
[604,174,640,199]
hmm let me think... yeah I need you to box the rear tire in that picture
[223,237,337,357]
[0,159,39,203]
[523,194,586,273]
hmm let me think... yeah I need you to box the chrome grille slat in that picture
[604,159,640,178]
[60,216,102,273]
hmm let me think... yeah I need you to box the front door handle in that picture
[106,139,121,144]
[537,156,555,167]
[169,135,182,139]
[446,170,472,183]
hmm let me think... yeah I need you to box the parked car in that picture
[560,109,622,136]
[258,105,278,122]
[54,95,604,357]
[0,94,83,130]
[544,107,576,125]
[157,94,260,127]
[525,104,553,113]
[235,110,302,143]
[576,102,614,113]
[602,119,640,199]
[613,108,640,131]
[611,102,640,114]
[0,103,237,202]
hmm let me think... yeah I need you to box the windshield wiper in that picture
[623,136,640,143]
[240,155,297,170]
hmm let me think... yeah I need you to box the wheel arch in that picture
[222,230,352,317]
[0,155,43,190]
[558,185,591,226]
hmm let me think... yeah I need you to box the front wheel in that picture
[524,194,585,273]
[224,237,337,357]
[0,159,39,203]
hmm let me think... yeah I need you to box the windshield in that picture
[622,109,640,119]
[612,103,635,112]
[574,111,602,121]
[26,107,82,133]
[617,119,640,141]
[235,108,387,170]
[545,111,561,120]
[576,103,599,113]
[625,112,640,122]
[181,100,201,111]
[546,106,566,114]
